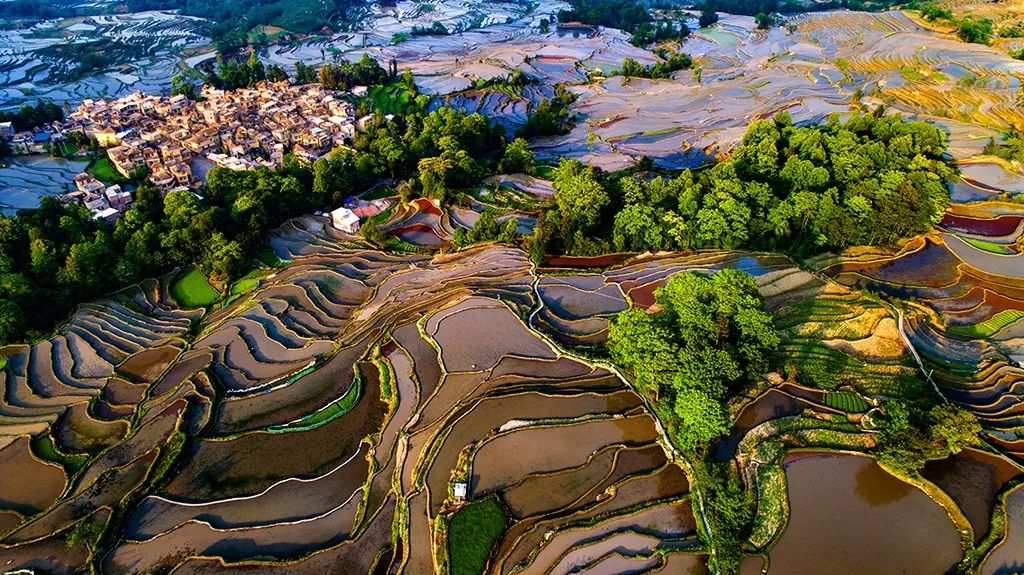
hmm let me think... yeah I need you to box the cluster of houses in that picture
[67,173,133,222]
[6,79,395,229]
[60,81,357,194]
[0,121,61,155]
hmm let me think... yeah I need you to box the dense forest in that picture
[526,110,953,261]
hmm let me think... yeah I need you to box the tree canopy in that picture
[532,111,953,260]
[608,269,779,452]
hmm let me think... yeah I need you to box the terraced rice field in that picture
[0,11,212,109]
[1,210,1022,573]
[0,155,87,215]
[819,220,1024,464]
[768,453,963,573]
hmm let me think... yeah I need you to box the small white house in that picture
[331,207,361,234]
[453,482,468,502]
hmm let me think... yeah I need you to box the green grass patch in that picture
[362,185,396,201]
[961,236,1015,255]
[449,495,509,575]
[364,83,417,115]
[31,434,89,475]
[171,268,220,308]
[88,156,119,183]
[0,356,7,371]
[268,375,361,432]
[948,309,1024,339]
[229,268,266,296]
[255,248,288,268]
[824,391,870,413]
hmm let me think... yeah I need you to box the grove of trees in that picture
[607,269,779,452]
[529,111,954,260]
[0,100,65,132]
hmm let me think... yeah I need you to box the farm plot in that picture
[3,207,1022,575]
[0,11,211,109]
[822,233,1024,465]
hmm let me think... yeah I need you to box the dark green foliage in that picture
[755,11,778,29]
[124,0,365,53]
[549,159,610,255]
[914,2,953,21]
[411,21,449,35]
[313,106,505,205]
[472,70,536,95]
[559,0,690,46]
[317,55,395,91]
[448,496,509,575]
[208,50,286,90]
[629,18,690,46]
[877,401,981,475]
[607,269,779,452]
[557,111,953,258]
[0,100,64,132]
[359,217,388,246]
[695,459,755,572]
[517,85,578,138]
[558,0,651,36]
[0,165,308,343]
[294,61,318,84]
[957,16,994,45]
[171,74,199,100]
[617,50,692,79]
[453,212,520,248]
[699,5,719,28]
[999,25,1024,39]
[498,138,536,175]
[984,131,1024,163]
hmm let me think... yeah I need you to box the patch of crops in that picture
[88,157,119,183]
[448,495,509,575]
[824,391,870,413]
[365,83,417,115]
[255,248,288,268]
[268,375,362,432]
[948,309,1024,339]
[171,268,220,308]
[961,236,1015,255]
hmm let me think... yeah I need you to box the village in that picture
[2,80,367,223]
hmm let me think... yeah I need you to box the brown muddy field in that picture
[769,453,962,574]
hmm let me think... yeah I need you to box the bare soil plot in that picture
[0,435,66,516]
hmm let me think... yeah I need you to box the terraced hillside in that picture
[0,11,212,109]
[1,211,1020,574]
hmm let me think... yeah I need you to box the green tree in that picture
[247,50,265,85]
[0,299,25,344]
[552,159,609,240]
[612,203,665,252]
[608,269,778,453]
[499,138,536,175]
[171,74,197,100]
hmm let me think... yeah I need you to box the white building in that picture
[331,207,361,234]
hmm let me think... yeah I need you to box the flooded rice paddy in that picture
[0,155,86,215]
[769,453,963,574]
